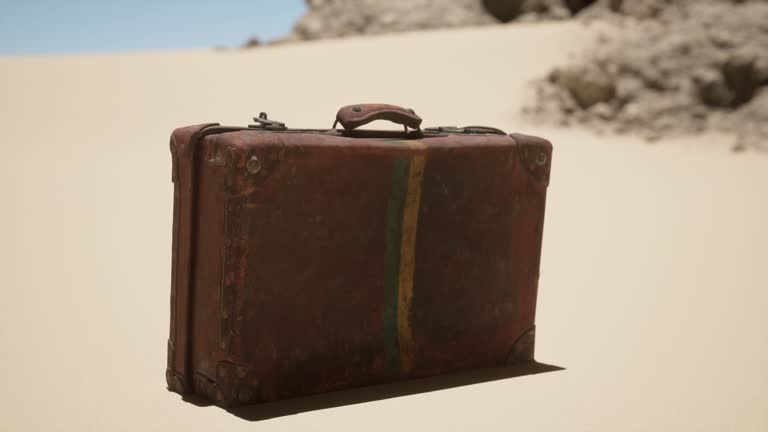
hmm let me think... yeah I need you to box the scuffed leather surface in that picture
[170,128,552,404]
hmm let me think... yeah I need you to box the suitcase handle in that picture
[333,104,423,131]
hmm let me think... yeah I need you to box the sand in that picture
[1,21,767,431]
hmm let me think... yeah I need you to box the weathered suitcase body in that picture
[166,104,552,407]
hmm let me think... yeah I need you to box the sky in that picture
[0,0,307,56]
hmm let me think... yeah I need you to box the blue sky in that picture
[0,0,306,56]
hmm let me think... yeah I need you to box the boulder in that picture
[242,37,261,48]
[563,0,598,14]
[693,67,733,108]
[723,49,765,106]
[482,0,525,22]
[552,66,616,109]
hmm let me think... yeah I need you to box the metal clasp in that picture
[424,126,464,133]
[249,112,287,130]
[423,126,506,135]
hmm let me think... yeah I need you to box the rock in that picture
[613,0,670,19]
[519,0,550,14]
[563,0,597,14]
[616,101,648,127]
[525,0,768,150]
[756,57,768,86]
[729,87,768,151]
[588,102,615,120]
[553,66,616,109]
[690,48,768,108]
[259,0,767,47]
[693,67,733,108]
[723,49,764,106]
[550,4,573,19]
[242,37,261,48]
[520,0,578,18]
[482,0,525,22]
[614,76,645,102]
[289,0,497,41]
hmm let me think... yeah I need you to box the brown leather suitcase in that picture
[166,104,552,407]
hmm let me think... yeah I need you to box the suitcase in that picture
[166,104,553,407]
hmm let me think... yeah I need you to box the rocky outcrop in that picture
[288,0,496,42]
[526,0,768,150]
[261,0,765,44]
[277,0,646,43]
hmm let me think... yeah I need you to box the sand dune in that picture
[1,21,766,431]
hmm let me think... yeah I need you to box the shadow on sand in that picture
[181,361,563,422]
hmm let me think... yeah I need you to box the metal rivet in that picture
[352,106,362,112]
[536,152,548,166]
[246,156,262,174]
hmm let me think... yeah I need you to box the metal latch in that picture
[248,112,287,130]
[424,126,464,133]
[424,125,506,135]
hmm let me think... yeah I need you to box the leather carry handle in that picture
[334,104,423,131]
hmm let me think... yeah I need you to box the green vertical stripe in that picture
[384,158,409,377]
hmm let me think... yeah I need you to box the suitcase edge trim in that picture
[167,123,220,394]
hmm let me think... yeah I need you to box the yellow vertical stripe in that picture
[397,141,426,374]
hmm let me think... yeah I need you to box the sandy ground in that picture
[1,21,767,431]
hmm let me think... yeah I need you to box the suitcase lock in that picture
[249,112,287,131]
